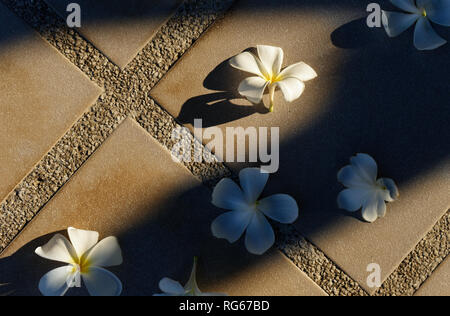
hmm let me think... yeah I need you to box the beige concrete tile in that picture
[0,118,326,296]
[150,0,450,293]
[415,258,450,297]
[0,3,101,204]
[45,0,183,68]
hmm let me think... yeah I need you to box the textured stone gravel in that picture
[375,210,449,296]
[0,0,448,296]
[0,0,234,251]
[276,224,368,296]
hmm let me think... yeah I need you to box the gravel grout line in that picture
[0,0,234,251]
[0,0,448,296]
[275,224,369,296]
[374,210,449,296]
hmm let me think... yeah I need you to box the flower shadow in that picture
[331,18,386,49]
[176,51,270,128]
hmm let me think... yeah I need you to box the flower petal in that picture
[350,154,378,183]
[337,188,371,212]
[229,52,266,78]
[391,0,420,13]
[278,62,317,82]
[426,0,450,26]
[82,267,122,296]
[212,178,247,211]
[35,234,77,264]
[257,45,284,77]
[416,0,432,10]
[379,178,400,202]
[238,77,269,104]
[245,212,275,255]
[361,193,386,223]
[83,236,123,268]
[185,257,202,295]
[337,166,373,188]
[338,154,378,188]
[239,168,269,203]
[68,227,99,259]
[38,265,73,296]
[257,194,299,224]
[158,278,185,296]
[211,210,253,243]
[414,16,447,50]
[276,78,306,102]
[382,11,419,37]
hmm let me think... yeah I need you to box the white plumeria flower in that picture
[382,0,450,50]
[211,168,299,255]
[35,227,123,296]
[229,45,317,112]
[155,257,226,296]
[337,154,399,223]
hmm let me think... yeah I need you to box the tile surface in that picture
[151,0,450,292]
[45,0,183,68]
[415,258,449,297]
[0,3,101,204]
[0,118,326,296]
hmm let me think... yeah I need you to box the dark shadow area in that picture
[0,185,269,296]
[0,0,186,50]
[44,0,184,26]
[0,0,366,56]
[331,18,384,49]
[332,17,450,50]
[267,27,450,237]
[170,0,450,240]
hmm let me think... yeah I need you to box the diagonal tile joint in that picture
[0,0,448,297]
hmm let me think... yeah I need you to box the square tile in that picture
[0,3,101,203]
[45,0,183,68]
[151,0,450,293]
[0,118,326,296]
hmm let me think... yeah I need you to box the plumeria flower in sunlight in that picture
[155,257,226,296]
[382,0,450,50]
[211,168,299,255]
[35,227,123,296]
[229,45,317,112]
[337,154,399,223]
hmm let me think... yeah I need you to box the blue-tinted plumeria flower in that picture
[382,0,450,50]
[35,227,123,296]
[337,154,399,223]
[211,168,299,255]
[155,257,226,296]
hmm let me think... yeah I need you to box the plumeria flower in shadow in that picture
[382,0,450,50]
[154,257,226,296]
[337,154,399,223]
[35,227,123,296]
[229,45,317,112]
[211,168,299,255]
[0,284,14,296]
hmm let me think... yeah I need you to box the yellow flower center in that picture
[264,72,281,85]
[421,8,427,17]
[71,258,91,274]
